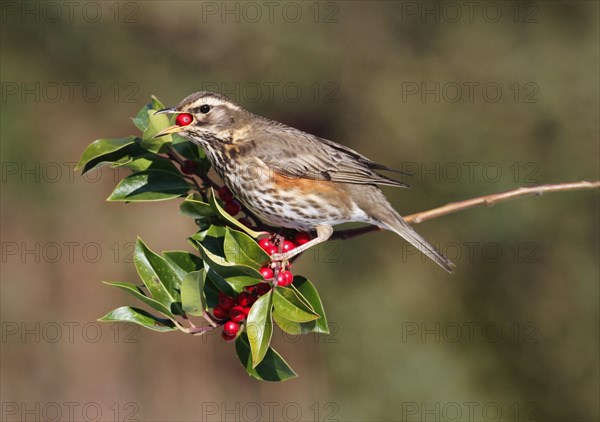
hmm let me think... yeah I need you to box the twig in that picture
[330,180,600,240]
[404,180,600,224]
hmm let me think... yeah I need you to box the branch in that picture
[331,180,600,240]
[404,180,600,224]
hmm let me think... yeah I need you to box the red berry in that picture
[212,306,228,320]
[229,306,246,323]
[281,240,296,253]
[238,217,252,227]
[266,245,278,256]
[218,292,235,310]
[258,238,274,251]
[217,186,234,202]
[255,283,271,296]
[236,291,255,307]
[222,331,236,342]
[245,285,257,294]
[180,160,197,175]
[259,266,274,280]
[223,320,240,337]
[243,307,251,316]
[175,113,193,126]
[277,270,294,287]
[295,231,311,245]
[224,200,241,216]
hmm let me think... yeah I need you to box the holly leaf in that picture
[180,193,217,220]
[272,310,302,335]
[98,306,176,332]
[246,291,273,367]
[76,136,137,174]
[133,238,182,312]
[113,154,180,174]
[209,189,266,238]
[181,270,205,316]
[132,103,151,131]
[162,250,203,280]
[141,109,172,152]
[273,286,319,323]
[223,227,270,269]
[101,281,175,319]
[235,333,297,382]
[293,276,329,334]
[107,170,191,201]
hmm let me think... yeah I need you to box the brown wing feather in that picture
[247,119,408,188]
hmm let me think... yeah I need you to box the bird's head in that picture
[154,91,246,141]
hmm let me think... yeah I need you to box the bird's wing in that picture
[246,123,408,188]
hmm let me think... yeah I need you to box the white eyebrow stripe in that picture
[186,96,241,111]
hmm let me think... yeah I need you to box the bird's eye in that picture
[200,105,211,114]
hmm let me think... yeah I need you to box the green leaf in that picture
[246,291,273,367]
[273,287,319,323]
[209,189,265,238]
[101,281,175,319]
[203,275,221,308]
[113,154,180,174]
[141,110,172,152]
[162,250,203,280]
[172,135,208,162]
[195,242,263,280]
[191,224,226,253]
[98,306,177,332]
[180,193,217,220]
[293,277,329,334]
[107,170,191,202]
[133,238,181,311]
[224,227,270,269]
[150,95,165,110]
[76,136,137,173]
[132,103,151,131]
[235,332,297,382]
[181,270,205,316]
[272,310,302,335]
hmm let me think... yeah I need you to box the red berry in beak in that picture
[175,113,193,126]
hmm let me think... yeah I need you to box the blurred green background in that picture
[1,1,598,421]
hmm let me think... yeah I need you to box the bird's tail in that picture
[381,214,455,273]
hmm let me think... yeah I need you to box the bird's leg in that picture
[271,224,333,262]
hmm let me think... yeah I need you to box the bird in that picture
[155,91,454,272]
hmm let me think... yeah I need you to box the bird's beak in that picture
[155,107,177,115]
[154,125,186,138]
[153,107,186,138]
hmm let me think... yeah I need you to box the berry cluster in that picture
[218,186,242,217]
[256,232,311,286]
[214,285,270,341]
